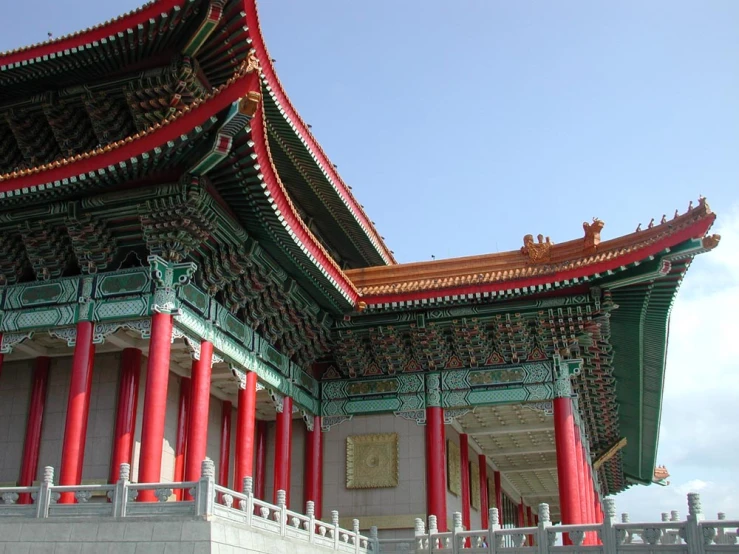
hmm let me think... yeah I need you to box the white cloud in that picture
[614,204,739,522]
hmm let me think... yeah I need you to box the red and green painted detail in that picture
[354,215,716,309]
[1,0,393,271]
[0,0,203,92]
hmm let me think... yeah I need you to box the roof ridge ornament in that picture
[583,218,605,254]
[521,233,553,263]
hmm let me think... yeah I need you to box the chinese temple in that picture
[0,0,720,548]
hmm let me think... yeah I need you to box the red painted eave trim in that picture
[243,0,396,265]
[0,0,186,67]
[250,105,359,305]
[359,215,715,305]
[0,73,259,193]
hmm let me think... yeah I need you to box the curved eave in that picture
[0,71,257,194]
[607,256,694,485]
[243,0,396,266]
[0,67,359,309]
[245,104,360,307]
[0,0,193,69]
[350,208,716,308]
[263,92,390,268]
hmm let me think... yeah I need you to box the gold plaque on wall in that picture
[447,440,461,496]
[346,433,399,489]
[470,462,481,511]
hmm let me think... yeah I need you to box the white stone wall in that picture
[0,516,367,554]
[322,414,427,525]
[0,358,32,484]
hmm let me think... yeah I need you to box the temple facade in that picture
[0,0,722,551]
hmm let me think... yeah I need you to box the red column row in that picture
[305,415,323,519]
[18,357,50,504]
[425,406,448,532]
[478,454,489,529]
[494,470,503,525]
[59,321,95,504]
[273,396,293,506]
[459,433,471,532]
[10,317,313,509]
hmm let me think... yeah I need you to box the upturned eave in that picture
[348,200,718,307]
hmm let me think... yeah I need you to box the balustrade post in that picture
[717,513,726,545]
[452,512,463,553]
[686,493,706,554]
[35,466,54,519]
[370,526,379,553]
[195,458,216,518]
[242,476,253,526]
[488,508,500,554]
[429,515,438,552]
[332,510,341,550]
[112,463,131,518]
[353,519,361,554]
[621,513,632,544]
[277,489,287,537]
[415,518,426,552]
[536,504,552,554]
[601,498,617,553]
[307,500,316,543]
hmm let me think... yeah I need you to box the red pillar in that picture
[553,396,581,526]
[173,377,190,500]
[109,348,142,484]
[478,455,489,529]
[273,396,293,506]
[304,415,323,519]
[493,470,503,525]
[138,312,173,499]
[527,505,534,545]
[459,434,471,532]
[184,340,214,497]
[59,321,94,503]
[18,357,50,504]
[76,344,96,485]
[234,371,257,492]
[254,420,267,499]
[574,427,588,524]
[219,400,232,488]
[518,499,525,527]
[584,445,597,544]
[425,406,447,532]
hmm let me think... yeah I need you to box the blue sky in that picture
[2,0,738,522]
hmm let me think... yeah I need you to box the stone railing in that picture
[376,494,738,553]
[0,460,374,553]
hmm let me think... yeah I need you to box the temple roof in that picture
[0,0,394,271]
[347,198,717,306]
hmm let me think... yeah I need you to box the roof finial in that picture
[648,218,654,229]
[674,209,679,219]
[636,223,642,232]
[660,214,667,224]
[688,200,693,211]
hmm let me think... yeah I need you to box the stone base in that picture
[0,516,346,554]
